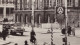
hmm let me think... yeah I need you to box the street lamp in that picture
[30,1,36,45]
[31,0,35,30]
[64,0,68,45]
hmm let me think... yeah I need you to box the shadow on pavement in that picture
[41,33,51,34]
[41,32,61,34]
[11,34,29,37]
[2,42,13,45]
[61,35,76,37]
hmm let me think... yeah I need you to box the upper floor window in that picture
[44,0,49,9]
[57,0,63,6]
[67,0,74,7]
[2,0,14,4]
[8,0,14,4]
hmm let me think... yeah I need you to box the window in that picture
[23,0,27,10]
[44,0,49,9]
[20,0,22,10]
[57,0,63,6]
[2,0,4,4]
[8,0,13,4]
[0,8,3,14]
[78,0,80,6]
[17,0,20,10]
[67,0,74,7]
[15,0,18,10]
[0,0,1,4]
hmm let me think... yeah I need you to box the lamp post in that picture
[65,0,68,45]
[31,0,35,31]
[30,1,36,45]
[3,7,6,19]
[55,0,57,22]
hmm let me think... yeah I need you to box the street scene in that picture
[0,0,80,45]
[0,27,80,45]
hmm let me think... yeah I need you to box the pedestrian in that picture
[61,28,66,35]
[67,26,72,36]
[43,42,47,45]
[6,28,9,36]
[30,30,36,45]
[71,26,75,36]
[2,29,7,40]
[24,40,28,45]
[15,43,18,45]
[2,26,9,40]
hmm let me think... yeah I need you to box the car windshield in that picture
[13,23,22,28]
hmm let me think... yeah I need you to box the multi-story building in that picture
[0,0,15,21]
[14,0,80,27]
[14,0,55,26]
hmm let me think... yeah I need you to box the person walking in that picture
[71,26,75,36]
[2,29,7,40]
[67,26,72,36]
[61,28,66,35]
[24,40,28,45]
[30,30,36,45]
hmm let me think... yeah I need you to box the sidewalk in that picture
[24,26,80,45]
[24,26,61,33]
[0,35,14,45]
[0,39,10,45]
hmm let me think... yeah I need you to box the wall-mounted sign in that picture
[56,7,65,14]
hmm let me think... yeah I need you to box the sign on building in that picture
[56,6,65,24]
[56,6,65,15]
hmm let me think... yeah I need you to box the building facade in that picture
[0,0,15,21]
[14,0,80,27]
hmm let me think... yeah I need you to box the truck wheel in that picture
[21,32,23,35]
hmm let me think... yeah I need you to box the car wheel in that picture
[21,32,23,35]
[13,32,16,35]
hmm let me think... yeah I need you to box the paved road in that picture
[0,27,80,45]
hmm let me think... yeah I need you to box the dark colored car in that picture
[10,22,25,35]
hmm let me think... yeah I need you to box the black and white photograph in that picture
[0,0,80,45]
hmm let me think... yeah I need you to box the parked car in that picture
[10,23,25,35]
